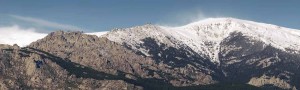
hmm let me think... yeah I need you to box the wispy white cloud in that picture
[10,15,83,31]
[157,10,209,27]
[158,10,229,27]
[176,10,208,24]
[0,25,47,47]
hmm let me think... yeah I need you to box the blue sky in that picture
[0,0,299,33]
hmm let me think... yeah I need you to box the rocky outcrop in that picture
[248,74,292,89]
[28,31,218,87]
[0,45,142,90]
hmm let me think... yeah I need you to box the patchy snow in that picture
[103,25,179,56]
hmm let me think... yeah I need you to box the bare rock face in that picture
[0,45,142,90]
[29,31,149,76]
[248,74,292,89]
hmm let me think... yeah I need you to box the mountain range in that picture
[0,18,299,90]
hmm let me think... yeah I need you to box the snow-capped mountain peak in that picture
[105,18,300,63]
[169,18,300,62]
[180,18,279,29]
[170,18,300,50]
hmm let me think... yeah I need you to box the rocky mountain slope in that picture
[0,18,300,90]
[0,44,142,90]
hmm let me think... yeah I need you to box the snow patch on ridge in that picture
[103,25,179,56]
[86,31,108,37]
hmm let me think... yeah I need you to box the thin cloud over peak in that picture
[10,15,84,31]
